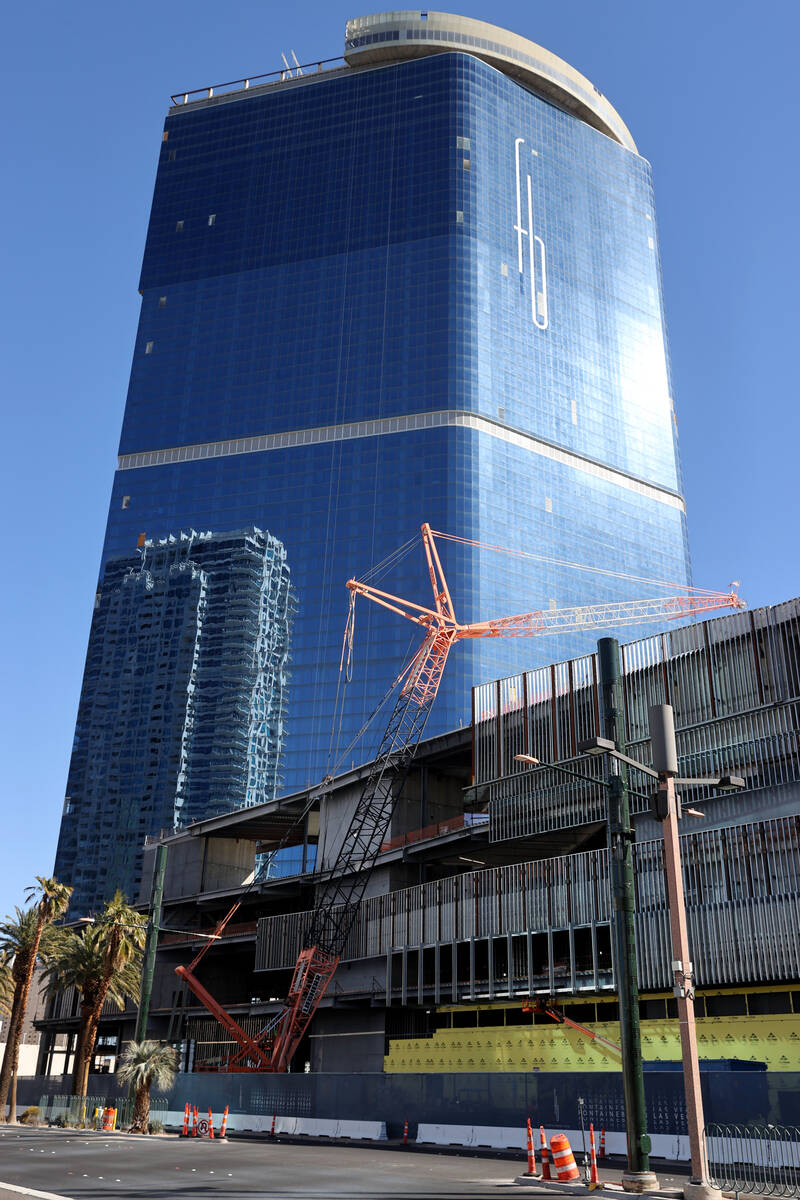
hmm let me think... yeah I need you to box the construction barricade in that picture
[525,1118,537,1177]
[589,1123,600,1186]
[539,1126,551,1180]
[551,1132,581,1182]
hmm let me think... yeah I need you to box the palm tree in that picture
[44,891,145,1097]
[116,1040,178,1133]
[0,877,72,1122]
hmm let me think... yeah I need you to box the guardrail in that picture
[159,921,257,947]
[379,812,488,853]
[170,57,345,106]
[705,1123,800,1196]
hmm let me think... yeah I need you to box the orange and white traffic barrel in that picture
[550,1132,580,1182]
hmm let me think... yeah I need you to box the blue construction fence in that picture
[18,1068,800,1142]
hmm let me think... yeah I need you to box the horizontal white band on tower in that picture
[117,408,685,512]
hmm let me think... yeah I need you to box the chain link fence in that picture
[38,1093,168,1131]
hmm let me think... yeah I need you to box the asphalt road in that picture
[0,1126,531,1200]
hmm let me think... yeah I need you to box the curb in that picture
[512,1181,684,1198]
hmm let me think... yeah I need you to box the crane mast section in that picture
[307,629,456,957]
[264,628,456,1070]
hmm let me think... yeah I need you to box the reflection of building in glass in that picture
[55,528,293,916]
[87,12,691,797]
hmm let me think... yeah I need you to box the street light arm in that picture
[579,739,747,792]
[577,738,660,778]
[513,753,653,802]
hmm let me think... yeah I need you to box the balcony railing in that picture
[380,812,488,853]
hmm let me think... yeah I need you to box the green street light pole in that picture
[134,842,168,1045]
[597,637,656,1192]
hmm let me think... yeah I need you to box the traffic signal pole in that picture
[597,638,658,1192]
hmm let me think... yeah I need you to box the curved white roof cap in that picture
[345,11,637,153]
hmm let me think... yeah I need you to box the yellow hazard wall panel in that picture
[384,1014,800,1074]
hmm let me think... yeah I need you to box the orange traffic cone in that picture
[526,1118,537,1176]
[208,1108,215,1140]
[219,1106,229,1139]
[551,1133,580,1182]
[403,1119,409,1146]
[192,1106,199,1137]
[181,1103,190,1137]
[539,1126,551,1180]
[589,1123,600,1186]
[270,1112,276,1138]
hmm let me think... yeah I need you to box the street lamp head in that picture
[578,736,615,756]
[716,775,745,791]
[514,753,540,766]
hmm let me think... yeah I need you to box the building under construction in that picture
[35,597,800,1134]
[54,527,294,919]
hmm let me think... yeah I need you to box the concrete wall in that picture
[310,1008,387,1073]
[0,1044,39,1077]
[140,835,256,905]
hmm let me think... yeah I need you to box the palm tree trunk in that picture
[131,1082,150,1134]
[0,922,42,1120]
[72,1001,103,1098]
[71,1004,94,1098]
[0,983,25,1120]
[74,959,120,1099]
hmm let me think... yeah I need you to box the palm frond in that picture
[24,877,73,924]
[116,1040,178,1092]
[41,925,141,1009]
[94,892,147,970]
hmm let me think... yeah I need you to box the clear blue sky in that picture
[1,1,797,918]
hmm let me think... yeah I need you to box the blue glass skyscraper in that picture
[60,12,691,874]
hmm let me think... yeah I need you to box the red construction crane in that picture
[175,523,744,1071]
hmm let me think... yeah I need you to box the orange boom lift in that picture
[175,523,744,1071]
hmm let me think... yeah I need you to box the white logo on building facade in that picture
[513,138,548,330]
